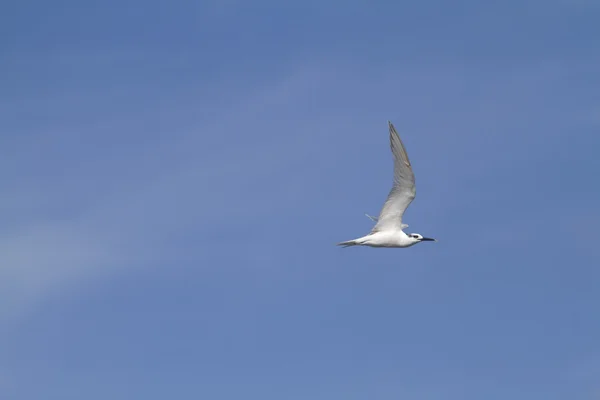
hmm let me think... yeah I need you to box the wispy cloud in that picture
[0,63,331,324]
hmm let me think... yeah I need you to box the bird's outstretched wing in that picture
[371,121,416,233]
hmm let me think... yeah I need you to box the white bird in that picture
[337,121,436,248]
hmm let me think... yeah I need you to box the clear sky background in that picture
[1,0,600,399]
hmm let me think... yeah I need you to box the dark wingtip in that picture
[388,121,398,137]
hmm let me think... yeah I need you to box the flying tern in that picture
[337,121,436,248]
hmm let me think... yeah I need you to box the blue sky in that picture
[1,0,600,398]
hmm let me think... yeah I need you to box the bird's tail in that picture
[337,235,370,247]
[336,239,359,248]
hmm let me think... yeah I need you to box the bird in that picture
[337,121,436,248]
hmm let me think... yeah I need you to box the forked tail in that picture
[336,239,358,248]
[336,235,370,247]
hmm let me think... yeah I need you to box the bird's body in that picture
[337,121,436,249]
[337,230,417,248]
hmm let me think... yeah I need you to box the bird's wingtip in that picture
[365,213,378,222]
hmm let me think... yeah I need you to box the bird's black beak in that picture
[420,237,436,242]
